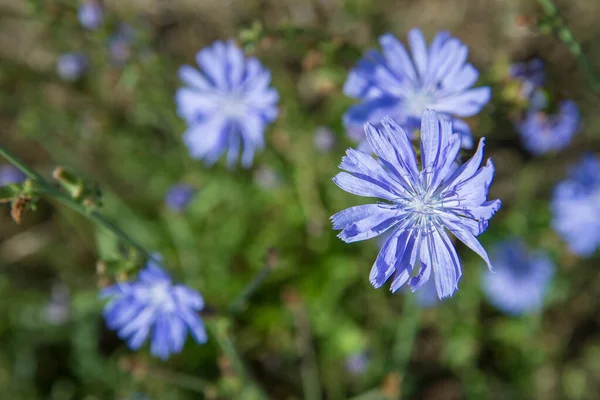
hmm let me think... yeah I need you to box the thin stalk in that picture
[390,296,421,397]
[208,319,269,400]
[288,298,322,400]
[537,0,600,93]
[229,259,273,313]
[143,366,216,395]
[0,144,151,259]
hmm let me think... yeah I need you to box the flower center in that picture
[406,90,434,118]
[408,195,437,215]
[218,95,247,119]
[149,282,176,312]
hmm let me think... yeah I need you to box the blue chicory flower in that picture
[343,28,490,151]
[0,165,26,186]
[516,98,581,155]
[509,58,545,99]
[101,257,207,360]
[56,53,87,81]
[482,239,554,315]
[552,154,600,256]
[108,24,135,65]
[345,352,369,375]
[415,277,441,308]
[78,1,104,30]
[176,40,279,168]
[165,184,197,212]
[331,110,501,299]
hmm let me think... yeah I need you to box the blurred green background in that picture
[1,0,600,399]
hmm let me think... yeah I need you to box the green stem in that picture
[0,144,152,260]
[390,296,421,382]
[537,0,600,93]
[209,318,269,400]
[229,262,272,313]
[143,366,216,395]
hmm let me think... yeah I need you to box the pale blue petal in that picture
[432,87,490,117]
[408,28,428,80]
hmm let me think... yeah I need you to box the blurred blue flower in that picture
[482,239,554,315]
[510,58,545,99]
[101,257,207,360]
[314,126,336,152]
[165,184,196,212]
[331,111,501,299]
[78,1,104,30]
[253,165,282,189]
[552,154,600,256]
[343,28,490,150]
[176,40,279,168]
[415,277,440,308]
[56,53,87,81]
[517,99,580,155]
[108,24,135,65]
[345,352,369,375]
[0,165,25,186]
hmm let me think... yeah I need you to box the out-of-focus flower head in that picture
[78,1,104,30]
[253,165,282,189]
[0,165,25,186]
[516,98,581,155]
[56,53,88,81]
[415,277,441,308]
[343,28,490,151]
[165,184,197,212]
[42,283,70,325]
[314,126,336,152]
[552,154,600,257]
[482,239,554,315]
[176,40,279,168]
[331,111,501,299]
[345,352,369,375]
[101,255,207,360]
[108,24,135,65]
[509,58,545,99]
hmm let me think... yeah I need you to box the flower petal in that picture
[408,28,428,80]
[337,206,404,243]
[432,87,491,117]
[379,33,417,84]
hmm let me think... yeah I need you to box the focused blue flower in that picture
[101,257,207,360]
[165,184,196,212]
[176,40,279,168]
[331,110,501,299]
[510,59,545,99]
[482,239,554,315]
[56,53,87,81]
[552,154,600,256]
[0,165,25,186]
[343,28,490,150]
[517,98,580,155]
[78,1,104,30]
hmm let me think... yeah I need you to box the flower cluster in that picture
[510,59,581,154]
[331,110,500,299]
[343,28,490,150]
[552,154,600,256]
